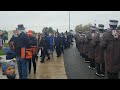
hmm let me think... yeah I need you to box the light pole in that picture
[69,11,70,31]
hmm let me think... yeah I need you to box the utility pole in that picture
[69,11,70,31]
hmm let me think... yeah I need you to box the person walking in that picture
[54,32,62,57]
[38,32,50,63]
[27,30,37,74]
[9,24,30,79]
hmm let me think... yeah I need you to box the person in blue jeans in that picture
[49,33,54,57]
[17,57,29,79]
[9,24,30,79]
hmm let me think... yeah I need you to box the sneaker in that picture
[88,66,95,69]
[57,55,60,57]
[92,67,96,69]
[88,66,92,69]
[85,61,90,63]
[47,57,50,60]
[96,73,105,77]
[100,74,105,77]
[40,61,44,63]
[96,73,100,76]
[34,71,36,74]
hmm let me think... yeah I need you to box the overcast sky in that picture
[0,11,120,33]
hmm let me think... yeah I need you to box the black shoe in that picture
[36,56,38,59]
[2,72,5,75]
[40,61,44,63]
[85,61,90,63]
[34,71,36,74]
[95,73,105,77]
[57,55,59,57]
[47,57,50,60]
[88,66,95,69]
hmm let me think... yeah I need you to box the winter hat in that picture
[27,30,33,36]
[2,60,15,71]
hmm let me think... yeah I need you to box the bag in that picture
[30,46,37,55]
[21,47,33,59]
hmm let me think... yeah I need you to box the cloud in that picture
[0,11,120,32]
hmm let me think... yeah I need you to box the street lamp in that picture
[69,11,70,31]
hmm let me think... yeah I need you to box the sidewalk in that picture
[29,52,67,79]
[0,52,67,79]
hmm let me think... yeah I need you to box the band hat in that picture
[2,60,15,71]
[90,26,96,30]
[109,20,118,25]
[98,24,104,29]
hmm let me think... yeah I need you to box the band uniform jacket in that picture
[92,32,104,64]
[86,32,96,60]
[79,34,86,54]
[101,30,120,73]
[75,33,81,51]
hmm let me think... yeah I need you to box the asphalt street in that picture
[63,41,105,79]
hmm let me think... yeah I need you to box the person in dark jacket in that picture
[9,24,30,79]
[101,20,120,79]
[64,31,70,48]
[64,32,67,49]
[38,33,43,57]
[68,32,73,46]
[0,35,3,49]
[60,33,66,54]
[27,30,37,74]
[8,30,18,51]
[38,32,50,63]
[66,32,71,48]
[54,32,62,57]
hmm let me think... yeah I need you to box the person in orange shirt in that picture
[27,30,37,74]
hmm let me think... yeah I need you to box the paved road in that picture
[0,52,67,79]
[63,41,105,79]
